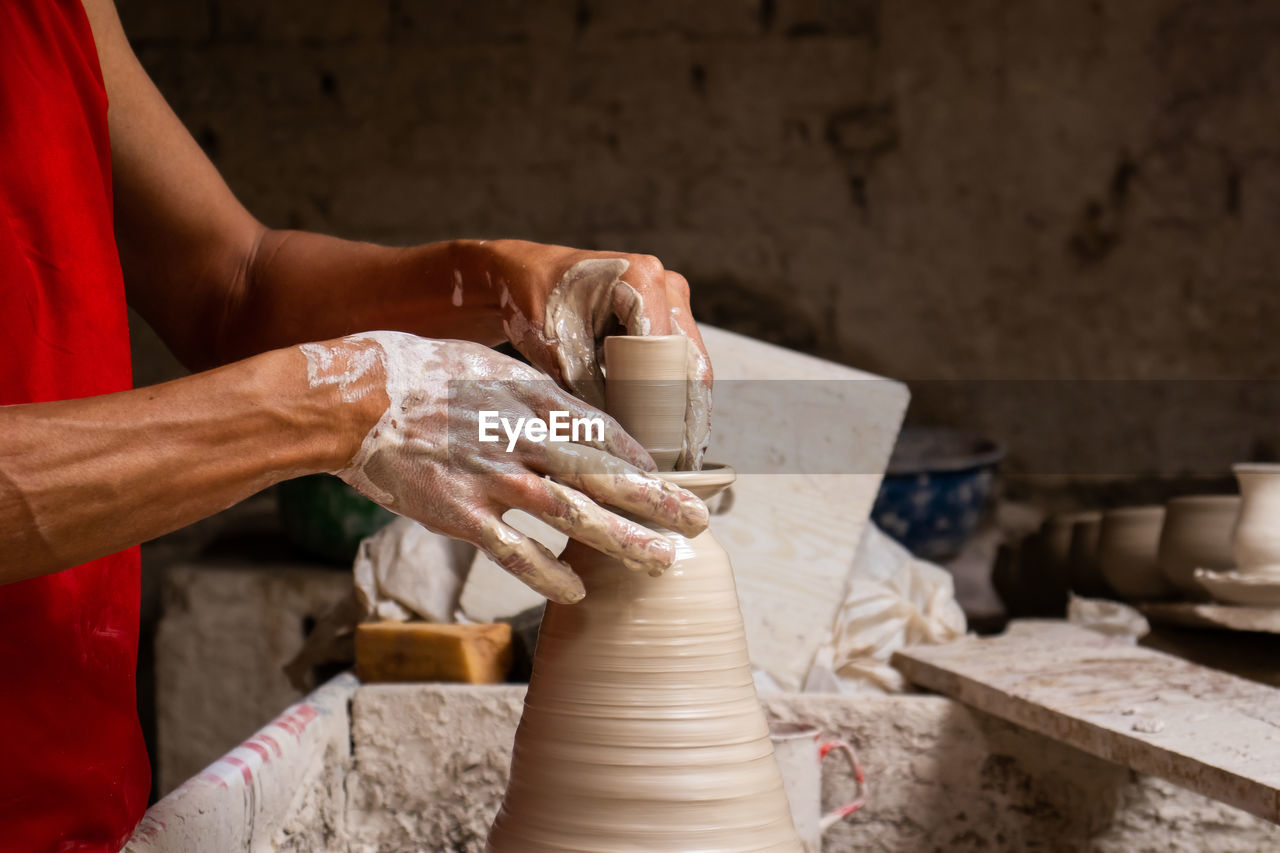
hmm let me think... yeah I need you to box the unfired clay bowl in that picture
[1043,511,1095,568]
[1157,495,1240,600]
[1066,512,1107,598]
[1038,511,1096,605]
[1097,506,1173,602]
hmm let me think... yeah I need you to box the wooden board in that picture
[698,326,908,691]
[355,622,512,685]
[1141,602,1280,635]
[893,620,1280,823]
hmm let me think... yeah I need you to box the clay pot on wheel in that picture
[603,335,688,471]
[1157,495,1240,599]
[1232,464,1280,575]
[487,465,803,852]
[1097,506,1173,602]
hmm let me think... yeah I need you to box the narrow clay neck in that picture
[660,463,735,502]
[1234,463,1280,492]
[604,334,688,471]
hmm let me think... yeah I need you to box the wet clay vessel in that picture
[486,465,803,851]
[603,334,688,471]
[1097,506,1173,602]
[488,335,802,851]
[1067,512,1107,598]
[1157,495,1240,600]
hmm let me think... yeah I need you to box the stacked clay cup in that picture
[1066,511,1107,598]
[1097,506,1173,602]
[1156,495,1239,600]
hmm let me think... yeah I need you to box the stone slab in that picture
[690,326,909,691]
[893,620,1280,824]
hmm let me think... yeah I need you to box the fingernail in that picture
[550,583,586,605]
[546,573,586,604]
[651,537,676,565]
[675,491,710,537]
[622,538,675,574]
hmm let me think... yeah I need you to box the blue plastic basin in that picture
[871,427,1006,561]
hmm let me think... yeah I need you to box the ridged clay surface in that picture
[487,466,803,852]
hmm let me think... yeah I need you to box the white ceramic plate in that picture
[1193,568,1280,607]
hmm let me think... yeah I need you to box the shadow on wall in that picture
[690,276,823,356]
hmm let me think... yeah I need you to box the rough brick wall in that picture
[117,0,1280,474]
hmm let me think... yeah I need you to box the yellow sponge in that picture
[355,622,513,684]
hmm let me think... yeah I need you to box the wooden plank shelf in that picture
[893,620,1280,823]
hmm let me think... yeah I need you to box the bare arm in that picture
[0,347,367,585]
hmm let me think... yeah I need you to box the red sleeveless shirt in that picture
[0,2,151,849]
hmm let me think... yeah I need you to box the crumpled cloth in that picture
[1067,594,1149,641]
[285,518,476,689]
[804,522,967,693]
[351,517,476,622]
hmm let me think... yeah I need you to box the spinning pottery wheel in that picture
[487,336,803,852]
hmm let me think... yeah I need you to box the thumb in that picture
[544,257,634,409]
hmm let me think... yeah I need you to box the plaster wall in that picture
[115,0,1280,475]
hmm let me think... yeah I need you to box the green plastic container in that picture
[276,474,396,565]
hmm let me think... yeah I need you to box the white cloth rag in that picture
[804,522,967,693]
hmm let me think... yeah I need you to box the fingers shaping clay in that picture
[487,338,802,851]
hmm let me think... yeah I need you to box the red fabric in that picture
[0,2,150,850]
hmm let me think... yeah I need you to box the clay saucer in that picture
[1192,568,1280,607]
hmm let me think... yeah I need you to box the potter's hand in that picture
[483,240,713,470]
[301,332,709,604]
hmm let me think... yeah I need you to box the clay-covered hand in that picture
[483,240,713,470]
[301,332,709,604]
